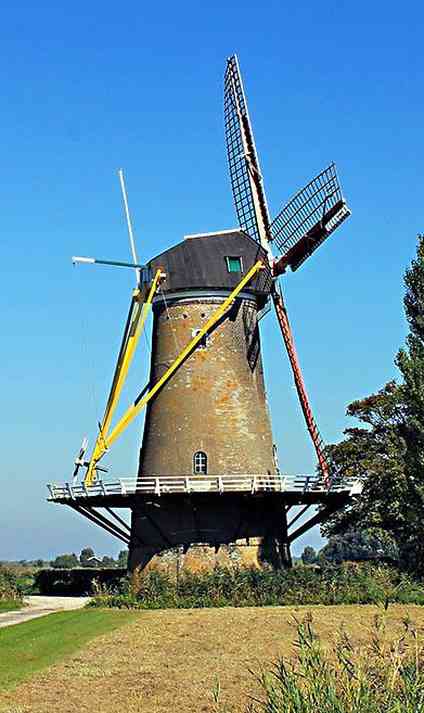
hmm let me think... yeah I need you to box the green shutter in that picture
[226,256,242,273]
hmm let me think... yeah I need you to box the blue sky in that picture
[1,0,423,560]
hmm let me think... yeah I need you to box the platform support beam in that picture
[288,504,338,544]
[69,504,130,544]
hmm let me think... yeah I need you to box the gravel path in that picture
[0,595,90,629]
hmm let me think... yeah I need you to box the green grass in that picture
[0,608,136,691]
[0,600,23,613]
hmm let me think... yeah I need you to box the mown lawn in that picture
[0,608,136,691]
[2,604,424,713]
[0,599,23,613]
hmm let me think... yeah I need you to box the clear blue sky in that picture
[1,0,423,561]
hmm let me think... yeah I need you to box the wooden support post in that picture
[280,505,293,568]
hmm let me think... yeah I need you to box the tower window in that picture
[226,256,243,273]
[193,450,208,475]
[192,329,210,349]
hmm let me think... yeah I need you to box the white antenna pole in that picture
[118,168,141,286]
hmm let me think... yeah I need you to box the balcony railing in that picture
[47,473,362,501]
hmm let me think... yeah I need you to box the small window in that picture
[226,256,243,273]
[193,451,207,475]
[192,328,210,349]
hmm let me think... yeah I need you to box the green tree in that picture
[301,546,317,565]
[318,529,396,564]
[79,547,95,567]
[324,235,424,573]
[394,236,424,568]
[117,550,128,568]
[101,555,116,567]
[51,553,79,569]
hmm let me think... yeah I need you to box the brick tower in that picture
[128,230,287,572]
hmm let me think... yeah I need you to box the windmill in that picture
[48,56,360,572]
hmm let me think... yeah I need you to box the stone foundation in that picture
[129,537,292,577]
[130,542,261,577]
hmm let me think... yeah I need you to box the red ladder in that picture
[272,289,330,487]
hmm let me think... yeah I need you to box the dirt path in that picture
[0,596,90,629]
[2,604,424,713]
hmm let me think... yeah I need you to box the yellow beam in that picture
[101,268,164,439]
[84,268,164,486]
[95,260,264,463]
[98,292,139,447]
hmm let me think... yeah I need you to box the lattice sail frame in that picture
[224,57,351,274]
[224,55,271,248]
[271,163,351,272]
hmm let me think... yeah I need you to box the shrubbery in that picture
[35,567,127,595]
[0,566,23,605]
[89,562,424,610]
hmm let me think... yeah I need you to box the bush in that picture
[88,562,424,610]
[0,566,23,603]
[34,568,127,595]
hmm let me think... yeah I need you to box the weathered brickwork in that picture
[139,297,276,477]
[129,292,284,572]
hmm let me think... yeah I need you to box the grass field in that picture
[0,609,136,692]
[1,604,424,713]
[0,600,23,613]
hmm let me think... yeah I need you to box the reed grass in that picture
[0,567,23,610]
[89,563,424,610]
[218,615,424,712]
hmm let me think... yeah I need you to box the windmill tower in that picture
[131,231,281,570]
[48,56,360,573]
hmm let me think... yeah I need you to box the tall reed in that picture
[246,615,424,712]
[89,563,424,610]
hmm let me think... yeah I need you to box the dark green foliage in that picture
[319,529,397,564]
[101,555,116,566]
[79,547,95,567]
[51,553,80,569]
[324,235,424,574]
[35,567,127,595]
[117,549,129,567]
[89,563,424,610]
[301,546,317,565]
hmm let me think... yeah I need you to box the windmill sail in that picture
[224,55,271,251]
[224,54,337,486]
[271,163,351,273]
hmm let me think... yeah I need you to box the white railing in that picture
[47,474,362,501]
